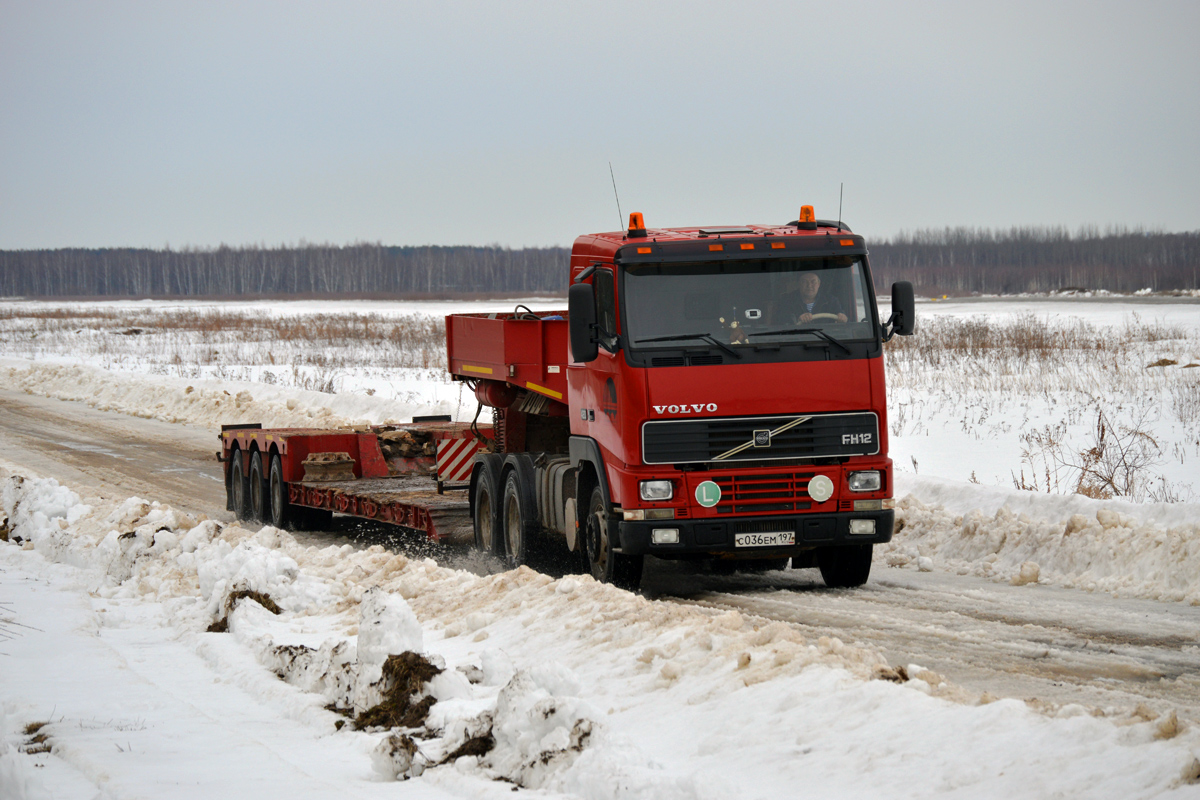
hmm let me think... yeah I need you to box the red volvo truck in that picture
[221,206,915,591]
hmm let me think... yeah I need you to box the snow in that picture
[3,470,1200,798]
[2,295,1200,797]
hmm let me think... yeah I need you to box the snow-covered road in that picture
[0,388,228,519]
[4,387,1197,725]
[647,564,1200,720]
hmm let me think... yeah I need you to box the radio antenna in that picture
[837,183,844,232]
[609,162,624,229]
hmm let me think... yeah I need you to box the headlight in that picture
[848,471,881,492]
[639,480,673,501]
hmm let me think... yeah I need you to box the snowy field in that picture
[2,295,1200,798]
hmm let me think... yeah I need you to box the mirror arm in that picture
[881,313,897,343]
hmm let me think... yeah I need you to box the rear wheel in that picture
[584,485,643,590]
[501,470,534,569]
[472,456,503,556]
[229,449,249,520]
[248,451,267,522]
[268,454,294,530]
[817,544,873,588]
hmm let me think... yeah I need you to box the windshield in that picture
[623,256,876,348]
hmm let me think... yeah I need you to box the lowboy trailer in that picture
[221,207,916,590]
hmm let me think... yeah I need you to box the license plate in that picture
[734,531,796,548]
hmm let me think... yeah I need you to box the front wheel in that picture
[584,485,643,590]
[817,544,873,588]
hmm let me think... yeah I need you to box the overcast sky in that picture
[2,1,1197,250]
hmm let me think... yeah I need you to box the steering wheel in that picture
[805,313,841,322]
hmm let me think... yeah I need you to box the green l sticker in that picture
[695,480,722,508]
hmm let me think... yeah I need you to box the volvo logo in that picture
[714,415,812,461]
[652,403,717,415]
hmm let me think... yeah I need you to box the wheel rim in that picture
[477,491,493,550]
[270,466,283,526]
[250,462,263,518]
[586,512,608,575]
[231,457,245,515]
[505,493,521,562]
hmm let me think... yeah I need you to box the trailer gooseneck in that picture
[221,207,916,590]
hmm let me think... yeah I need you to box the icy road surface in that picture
[2,387,1197,726]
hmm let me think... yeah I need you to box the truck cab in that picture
[453,207,915,591]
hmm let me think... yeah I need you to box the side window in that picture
[594,269,617,342]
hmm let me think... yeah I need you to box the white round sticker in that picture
[807,475,834,503]
[695,480,722,508]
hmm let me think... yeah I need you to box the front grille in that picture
[643,412,879,465]
[708,471,819,515]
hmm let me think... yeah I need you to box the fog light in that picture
[640,480,673,501]
[848,471,882,492]
[651,528,680,545]
[849,519,875,535]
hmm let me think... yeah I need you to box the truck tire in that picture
[229,448,250,520]
[268,453,294,530]
[817,544,873,588]
[248,451,267,522]
[472,455,504,556]
[584,485,643,590]
[501,469,535,568]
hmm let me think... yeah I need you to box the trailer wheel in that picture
[229,448,250,520]
[248,451,267,522]
[817,544,873,588]
[584,485,643,590]
[472,456,503,556]
[268,454,294,530]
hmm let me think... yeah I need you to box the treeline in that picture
[0,244,570,297]
[1,228,1197,298]
[868,226,1200,294]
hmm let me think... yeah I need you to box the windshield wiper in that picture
[634,332,742,360]
[747,327,851,355]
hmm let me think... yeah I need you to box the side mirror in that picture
[568,283,599,363]
[889,281,916,337]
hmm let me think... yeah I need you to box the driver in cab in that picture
[774,272,847,325]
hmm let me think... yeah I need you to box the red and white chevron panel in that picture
[436,436,481,483]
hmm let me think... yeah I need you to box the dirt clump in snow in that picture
[206,588,282,632]
[354,651,443,730]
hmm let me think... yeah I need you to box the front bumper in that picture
[616,510,893,557]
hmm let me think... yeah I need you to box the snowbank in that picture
[3,470,1200,799]
[0,359,455,429]
[882,483,1200,604]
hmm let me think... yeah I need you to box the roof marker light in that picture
[840,239,854,246]
[740,243,754,250]
[709,244,724,252]
[637,246,652,254]
[771,242,785,249]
